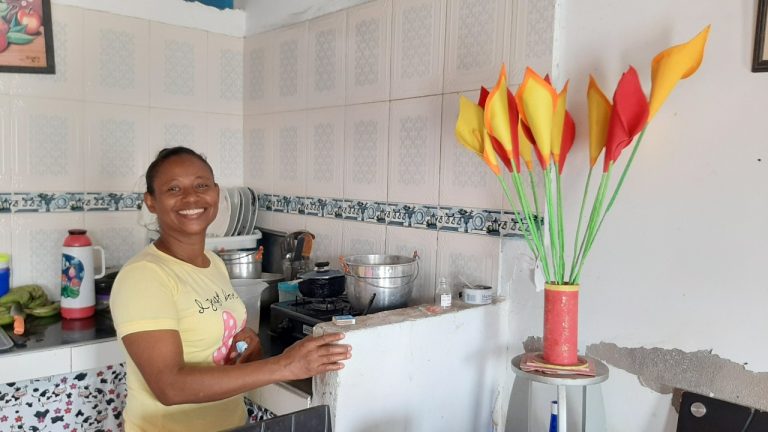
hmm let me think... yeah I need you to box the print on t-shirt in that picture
[212,310,245,365]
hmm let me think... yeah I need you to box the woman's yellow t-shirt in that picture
[110,244,247,432]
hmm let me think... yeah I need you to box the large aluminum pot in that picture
[217,249,262,279]
[341,253,419,314]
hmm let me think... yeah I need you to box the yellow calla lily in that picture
[516,68,557,167]
[455,95,485,157]
[648,25,711,120]
[519,122,534,171]
[587,75,612,168]
[482,130,501,176]
[550,81,569,162]
[485,65,515,170]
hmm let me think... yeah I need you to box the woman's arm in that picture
[122,329,350,406]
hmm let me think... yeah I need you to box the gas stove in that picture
[269,296,360,343]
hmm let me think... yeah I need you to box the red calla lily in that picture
[603,67,649,172]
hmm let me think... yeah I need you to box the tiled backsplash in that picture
[245,0,555,298]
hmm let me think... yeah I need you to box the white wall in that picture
[505,0,768,430]
[243,0,370,34]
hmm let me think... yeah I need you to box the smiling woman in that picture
[109,146,352,432]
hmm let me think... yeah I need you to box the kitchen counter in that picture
[0,310,123,383]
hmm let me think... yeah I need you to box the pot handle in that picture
[340,252,420,290]
[219,250,259,261]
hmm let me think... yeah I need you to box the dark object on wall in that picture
[677,391,768,431]
[226,405,332,432]
[753,0,768,71]
[0,0,55,74]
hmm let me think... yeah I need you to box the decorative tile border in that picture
[2,192,143,213]
[2,191,541,239]
[256,193,541,238]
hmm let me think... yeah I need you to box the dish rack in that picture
[146,231,262,252]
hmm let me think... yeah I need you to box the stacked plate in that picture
[139,186,259,238]
[208,186,259,238]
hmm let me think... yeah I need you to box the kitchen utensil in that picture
[0,326,12,351]
[10,302,25,335]
[298,262,346,298]
[341,252,419,314]
[293,235,306,263]
[301,235,313,259]
[217,249,263,279]
[362,293,376,315]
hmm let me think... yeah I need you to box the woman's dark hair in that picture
[145,147,214,195]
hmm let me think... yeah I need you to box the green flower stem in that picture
[573,164,613,283]
[528,170,541,219]
[509,171,552,280]
[555,167,566,282]
[543,164,561,283]
[572,170,610,282]
[568,166,594,281]
[496,174,537,265]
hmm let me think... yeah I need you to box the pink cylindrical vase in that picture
[543,283,580,366]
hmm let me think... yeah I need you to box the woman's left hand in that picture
[225,327,263,365]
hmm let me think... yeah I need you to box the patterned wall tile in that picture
[271,23,307,112]
[206,114,244,187]
[436,230,499,294]
[300,196,346,219]
[0,96,9,188]
[244,114,274,194]
[83,10,149,106]
[11,212,85,299]
[304,217,344,269]
[341,220,385,256]
[84,103,149,192]
[443,0,507,93]
[344,102,389,201]
[507,0,556,84]
[307,11,346,108]
[391,0,445,99]
[272,111,306,196]
[148,108,208,160]
[11,192,84,213]
[340,200,387,224]
[83,193,142,212]
[305,107,344,198]
[346,0,392,104]
[436,206,502,236]
[150,22,207,112]
[0,193,10,214]
[208,33,244,114]
[85,211,146,269]
[388,95,441,205]
[11,4,84,100]
[244,33,273,115]
[0,215,9,259]
[11,98,83,192]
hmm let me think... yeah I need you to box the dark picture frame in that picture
[0,0,55,74]
[753,0,768,72]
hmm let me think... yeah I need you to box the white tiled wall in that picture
[0,4,245,287]
[247,0,555,296]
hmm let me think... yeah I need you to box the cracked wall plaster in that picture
[586,342,768,411]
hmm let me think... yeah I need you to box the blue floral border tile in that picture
[301,196,346,218]
[341,200,386,224]
[12,192,85,213]
[500,211,544,238]
[271,194,303,214]
[84,192,142,211]
[257,193,271,211]
[384,202,438,230]
[0,193,11,213]
[436,206,503,236]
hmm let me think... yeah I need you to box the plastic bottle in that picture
[61,229,105,319]
[0,253,9,297]
[548,400,558,432]
[436,277,451,309]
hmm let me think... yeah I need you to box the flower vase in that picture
[543,283,580,366]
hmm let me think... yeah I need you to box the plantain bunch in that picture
[0,284,60,325]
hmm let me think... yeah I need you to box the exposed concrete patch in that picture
[522,336,543,353]
[586,342,768,411]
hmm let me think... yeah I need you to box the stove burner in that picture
[303,298,346,312]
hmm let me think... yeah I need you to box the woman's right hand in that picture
[276,332,351,380]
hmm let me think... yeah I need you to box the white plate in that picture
[245,187,258,235]
[207,188,230,237]
[224,187,241,237]
[236,187,251,235]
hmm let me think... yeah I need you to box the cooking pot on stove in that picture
[297,262,345,299]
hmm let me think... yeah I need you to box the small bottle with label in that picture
[435,277,451,309]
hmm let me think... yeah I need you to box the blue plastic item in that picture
[0,253,9,298]
[549,400,558,432]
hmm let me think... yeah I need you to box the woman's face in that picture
[144,154,219,238]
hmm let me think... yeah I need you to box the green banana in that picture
[0,285,60,318]
[0,309,11,326]
[25,302,60,317]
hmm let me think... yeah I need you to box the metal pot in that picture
[297,262,345,298]
[217,249,263,279]
[341,253,419,314]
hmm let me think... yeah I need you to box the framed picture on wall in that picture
[0,0,55,74]
[754,0,768,72]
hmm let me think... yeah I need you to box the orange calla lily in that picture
[455,95,501,176]
[551,81,570,163]
[482,130,501,176]
[516,68,557,167]
[587,75,612,168]
[648,25,710,120]
[518,122,535,171]
[557,111,575,175]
